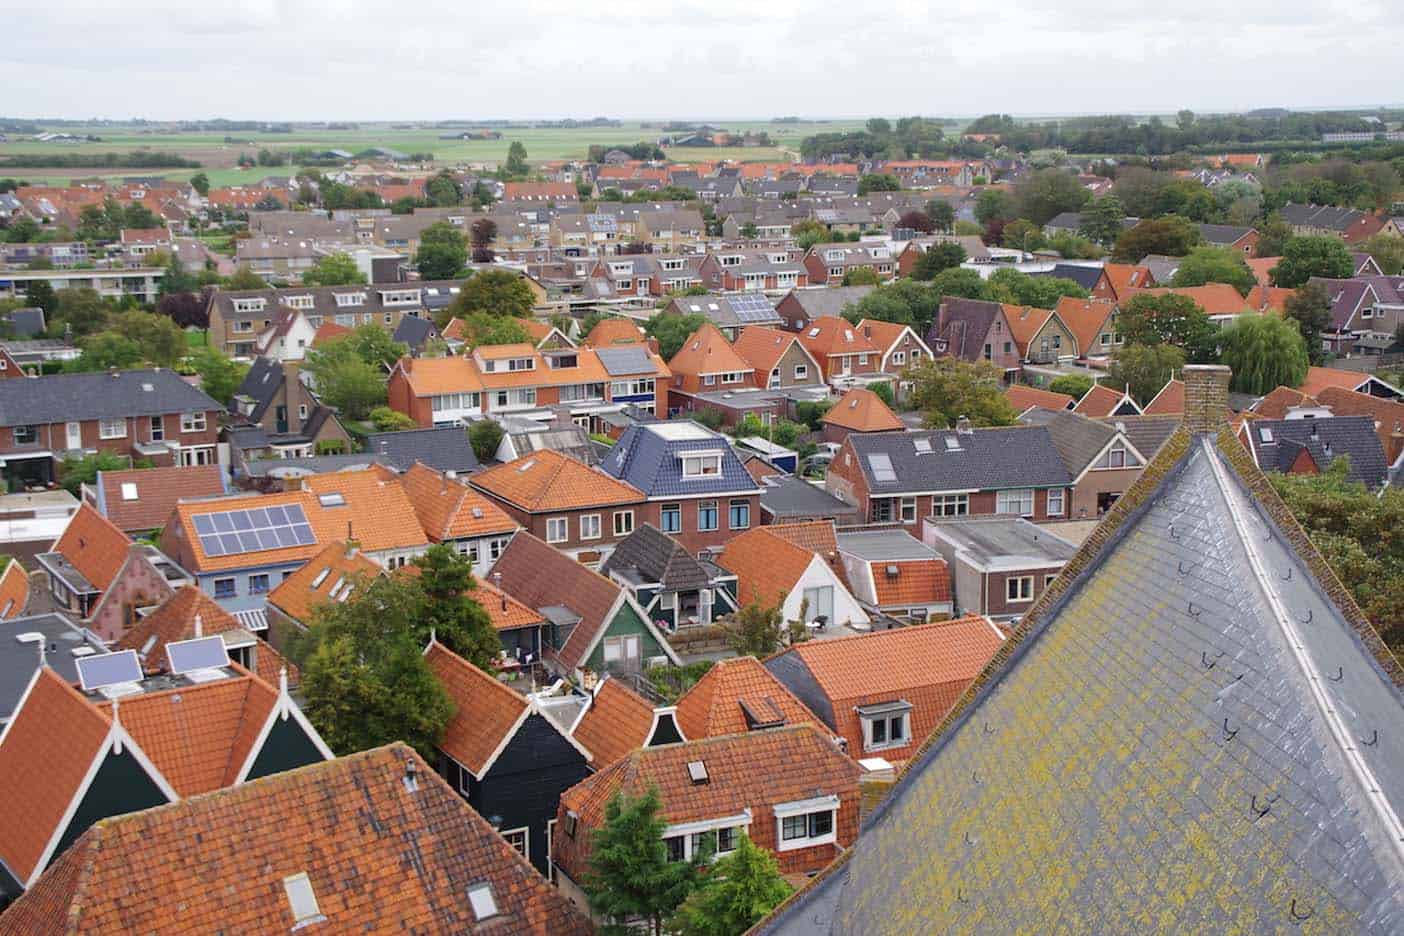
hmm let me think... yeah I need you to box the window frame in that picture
[697,500,719,532]
[1046,487,1065,517]
[613,510,634,536]
[500,827,529,862]
[213,577,236,599]
[996,488,1035,517]
[545,516,569,544]
[931,493,969,517]
[579,513,602,541]
[248,573,270,595]
[98,417,126,440]
[728,498,750,530]
[13,425,36,445]
[660,503,682,533]
[180,412,207,433]
[1006,575,1034,603]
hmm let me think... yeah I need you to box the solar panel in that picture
[729,293,777,323]
[195,503,315,558]
[868,453,897,482]
[76,650,143,692]
[166,635,230,675]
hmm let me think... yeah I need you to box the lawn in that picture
[184,329,208,348]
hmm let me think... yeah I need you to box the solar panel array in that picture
[728,293,778,323]
[166,635,230,675]
[193,504,315,557]
[76,650,143,691]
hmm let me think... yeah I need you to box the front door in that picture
[65,422,81,450]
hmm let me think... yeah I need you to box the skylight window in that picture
[467,883,499,921]
[1259,428,1274,443]
[913,438,932,454]
[868,453,896,482]
[687,760,709,784]
[944,436,962,451]
[311,567,330,588]
[120,482,139,500]
[318,492,346,507]
[282,873,323,926]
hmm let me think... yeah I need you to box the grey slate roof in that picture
[782,286,875,320]
[928,298,1001,362]
[601,523,713,591]
[761,431,1404,935]
[391,314,437,350]
[760,476,862,522]
[762,651,836,729]
[1,307,45,339]
[1098,414,1180,463]
[232,356,282,417]
[0,368,222,427]
[847,427,1071,494]
[364,426,480,474]
[602,423,761,498]
[595,345,654,376]
[1244,415,1388,489]
[1197,222,1255,245]
[0,614,105,721]
[1027,262,1103,291]
[1019,408,1118,474]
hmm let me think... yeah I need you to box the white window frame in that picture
[148,415,164,441]
[98,417,126,440]
[613,510,634,536]
[501,826,529,862]
[682,454,722,478]
[931,493,970,517]
[1047,488,1065,517]
[794,364,808,380]
[774,796,840,852]
[546,516,569,543]
[180,412,207,433]
[861,708,911,753]
[13,425,36,445]
[580,513,602,541]
[213,577,236,599]
[900,497,917,524]
[1007,575,1034,603]
[892,350,906,366]
[996,488,1035,517]
[661,813,752,862]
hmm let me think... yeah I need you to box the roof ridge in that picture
[426,639,531,709]
[782,614,990,655]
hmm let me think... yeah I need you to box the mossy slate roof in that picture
[756,429,1404,935]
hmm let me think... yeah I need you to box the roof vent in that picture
[886,564,900,578]
[687,760,709,784]
[14,632,44,645]
[403,757,419,793]
[955,416,973,435]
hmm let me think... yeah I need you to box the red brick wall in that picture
[984,566,1063,617]
[89,550,177,642]
[473,494,645,552]
[638,493,761,556]
[386,371,434,427]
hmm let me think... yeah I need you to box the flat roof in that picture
[646,422,715,441]
[926,516,1078,570]
[836,529,938,562]
[0,614,106,720]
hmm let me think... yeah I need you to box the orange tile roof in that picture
[1100,263,1154,299]
[93,671,279,795]
[571,676,657,767]
[762,519,840,556]
[1316,386,1404,461]
[393,355,485,397]
[797,317,880,359]
[424,641,528,776]
[1004,384,1074,414]
[1073,383,1132,417]
[266,539,382,624]
[1246,256,1280,287]
[303,469,430,554]
[51,503,130,592]
[0,559,29,618]
[1299,366,1370,397]
[999,304,1053,357]
[731,324,803,375]
[1128,284,1251,317]
[822,387,905,432]
[400,462,517,542]
[717,526,819,610]
[584,317,647,347]
[96,465,226,533]
[312,321,352,345]
[472,449,644,513]
[667,321,753,377]
[470,347,621,390]
[0,668,111,885]
[440,317,467,341]
[556,722,858,879]
[474,342,538,360]
[869,559,951,607]
[4,743,592,936]
[473,576,546,631]
[1253,385,1317,419]
[1247,285,1292,314]
[1053,296,1117,356]
[114,586,297,687]
[1143,378,1185,416]
[511,317,557,345]
[675,656,820,740]
[856,318,918,355]
[167,490,337,574]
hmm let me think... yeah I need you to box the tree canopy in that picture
[669,832,792,936]
[1112,216,1201,262]
[302,251,366,287]
[1217,313,1309,395]
[585,787,703,936]
[911,241,966,280]
[1270,235,1354,288]
[906,357,1019,429]
[441,269,535,325]
[414,222,467,280]
[1117,292,1218,363]
[1284,281,1334,365]
[1107,342,1186,406]
[1170,246,1258,296]
[646,311,707,360]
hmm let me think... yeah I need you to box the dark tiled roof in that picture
[364,426,480,474]
[232,356,283,418]
[927,298,1000,361]
[0,369,221,427]
[1197,222,1255,244]
[601,523,712,591]
[1245,415,1389,489]
[1019,408,1116,474]
[781,286,875,319]
[759,425,1404,935]
[846,427,1071,494]
[602,423,760,498]
[1026,263,1103,290]
[760,476,862,521]
[391,314,438,350]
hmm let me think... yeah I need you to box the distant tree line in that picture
[0,151,200,169]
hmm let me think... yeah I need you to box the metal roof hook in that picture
[983,721,996,735]
[1168,523,1178,540]
[1362,729,1379,747]
[1222,718,1238,741]
[1328,666,1342,682]
[964,831,977,846]
[1178,559,1192,575]
[1282,567,1292,581]
[1289,899,1313,923]
[1251,794,1272,820]
[1188,601,1201,618]
[1300,608,1313,624]
[1202,650,1221,669]
[971,770,982,785]
[957,888,969,904]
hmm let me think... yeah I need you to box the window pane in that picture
[809,811,833,838]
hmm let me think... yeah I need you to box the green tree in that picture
[1270,461,1404,653]
[1000,219,1044,253]
[669,832,792,936]
[504,140,529,177]
[739,222,759,239]
[912,241,967,280]
[157,251,198,297]
[1112,216,1201,262]
[1361,233,1404,275]
[188,172,210,197]
[69,332,143,372]
[1218,313,1308,395]
[868,379,895,407]
[343,323,408,369]
[299,572,456,758]
[442,269,535,325]
[415,222,467,280]
[926,199,955,233]
[1283,281,1333,364]
[1048,374,1094,400]
[411,544,501,669]
[986,268,1088,309]
[224,266,268,290]
[1270,235,1355,288]
[974,189,1013,225]
[302,251,366,287]
[791,219,828,251]
[926,267,991,302]
[52,287,110,337]
[907,358,1018,429]
[1015,168,1090,226]
[468,419,504,462]
[1107,343,1186,406]
[646,311,707,360]
[369,406,417,432]
[1170,246,1258,296]
[105,309,186,366]
[1118,292,1218,362]
[424,170,462,207]
[857,173,900,194]
[58,451,130,495]
[849,280,942,333]
[1254,217,1295,258]
[303,340,387,419]
[456,311,532,347]
[724,601,786,657]
[24,280,58,318]
[843,267,881,287]
[190,347,248,406]
[585,788,702,936]
[4,217,41,243]
[1078,195,1126,247]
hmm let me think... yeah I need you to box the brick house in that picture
[698,248,809,292]
[0,369,224,488]
[773,285,875,332]
[820,387,905,444]
[801,242,897,285]
[797,317,882,384]
[924,516,1079,619]
[1020,409,1179,518]
[826,423,1073,525]
[731,325,823,389]
[926,298,1021,380]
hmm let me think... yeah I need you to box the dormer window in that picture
[508,357,535,372]
[333,291,365,307]
[681,453,723,478]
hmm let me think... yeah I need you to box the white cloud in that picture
[1,0,1398,119]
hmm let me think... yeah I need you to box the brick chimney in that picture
[1182,364,1230,433]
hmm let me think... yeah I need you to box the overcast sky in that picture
[5,0,1398,120]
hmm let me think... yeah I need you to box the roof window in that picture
[318,492,346,507]
[282,872,324,927]
[687,760,709,784]
[121,482,139,500]
[467,883,499,921]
